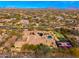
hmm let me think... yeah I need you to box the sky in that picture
[0,1,79,9]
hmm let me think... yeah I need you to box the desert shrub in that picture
[69,48,79,57]
[21,44,53,57]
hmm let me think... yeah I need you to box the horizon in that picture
[0,1,79,9]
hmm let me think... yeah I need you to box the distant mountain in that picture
[67,6,79,9]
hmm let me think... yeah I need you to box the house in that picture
[55,16,64,21]
[0,19,6,23]
[65,19,76,25]
[0,19,12,23]
[20,19,29,25]
[14,30,57,50]
[17,19,29,27]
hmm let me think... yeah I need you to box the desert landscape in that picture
[0,8,78,57]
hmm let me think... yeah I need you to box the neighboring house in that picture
[20,19,29,25]
[0,19,6,23]
[0,19,11,23]
[55,16,64,21]
[65,19,77,25]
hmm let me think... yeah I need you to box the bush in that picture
[21,44,53,57]
[21,44,37,51]
[69,48,79,57]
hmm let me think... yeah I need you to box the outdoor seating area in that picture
[56,41,72,48]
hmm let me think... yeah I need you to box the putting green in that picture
[54,31,65,38]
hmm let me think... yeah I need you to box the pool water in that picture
[47,35,52,39]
